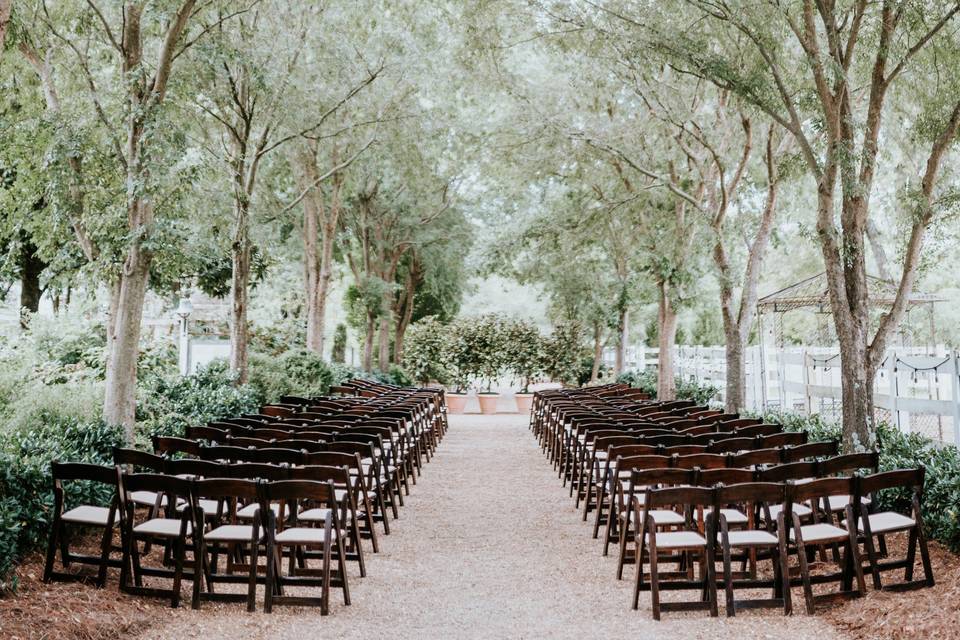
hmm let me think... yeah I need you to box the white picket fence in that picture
[605,344,960,446]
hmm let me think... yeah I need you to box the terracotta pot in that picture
[446,393,469,414]
[477,393,500,415]
[515,393,534,414]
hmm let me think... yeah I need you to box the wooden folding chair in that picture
[43,462,122,588]
[193,478,265,611]
[118,472,199,608]
[785,477,866,613]
[709,482,791,616]
[632,485,718,619]
[849,468,934,591]
[262,479,350,615]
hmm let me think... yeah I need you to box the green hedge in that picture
[757,410,960,552]
[0,419,124,592]
[616,370,719,405]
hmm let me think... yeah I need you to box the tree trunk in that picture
[103,252,151,444]
[363,313,375,372]
[614,307,628,376]
[393,266,417,364]
[302,178,323,353]
[0,0,11,52]
[378,306,391,372]
[723,330,745,413]
[18,236,45,327]
[590,321,603,383]
[230,203,252,384]
[657,281,678,401]
[838,333,875,451]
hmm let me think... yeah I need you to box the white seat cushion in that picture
[720,529,778,546]
[274,527,337,545]
[134,518,192,537]
[720,508,748,525]
[845,511,915,534]
[645,531,706,549]
[764,503,811,520]
[237,502,289,519]
[205,524,262,542]
[298,507,333,522]
[177,498,219,515]
[827,495,871,512]
[790,523,848,543]
[639,509,686,525]
[62,505,115,526]
[130,490,167,507]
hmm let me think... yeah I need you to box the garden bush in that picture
[247,348,334,402]
[757,410,960,552]
[541,321,585,386]
[137,361,261,441]
[402,316,451,385]
[0,418,124,592]
[503,318,544,393]
[616,370,719,404]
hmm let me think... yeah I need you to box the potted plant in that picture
[402,316,451,387]
[443,318,478,414]
[505,318,544,413]
[542,320,586,387]
[473,314,506,415]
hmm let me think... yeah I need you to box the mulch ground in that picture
[0,548,165,640]
[1,418,955,639]
[823,534,959,639]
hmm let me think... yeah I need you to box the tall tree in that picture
[649,0,960,448]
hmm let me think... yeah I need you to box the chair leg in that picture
[264,541,275,614]
[721,538,735,616]
[192,539,204,610]
[246,539,258,612]
[171,538,184,608]
[336,533,351,606]
[904,527,918,582]
[649,539,661,620]
[321,540,331,616]
[95,521,113,588]
[42,518,60,583]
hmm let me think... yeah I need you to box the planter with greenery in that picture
[504,318,544,412]
[472,314,507,414]
[442,318,480,413]
[402,316,451,386]
[542,321,586,387]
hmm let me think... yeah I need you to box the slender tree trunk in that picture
[230,198,252,384]
[838,332,875,451]
[18,236,44,327]
[0,0,11,52]
[378,303,391,372]
[614,307,628,376]
[723,330,746,413]
[302,179,323,353]
[657,281,678,401]
[103,248,152,443]
[590,321,603,383]
[363,313,375,372]
[296,146,342,356]
[393,265,417,364]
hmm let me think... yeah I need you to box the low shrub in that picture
[616,370,719,404]
[137,361,261,441]
[402,316,451,385]
[247,349,334,403]
[757,410,960,552]
[0,419,124,592]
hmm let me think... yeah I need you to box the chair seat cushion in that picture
[62,505,115,526]
[720,508,748,525]
[720,529,778,546]
[130,490,167,507]
[846,511,915,534]
[237,502,288,519]
[827,495,871,511]
[274,527,337,545]
[790,523,848,543]
[645,531,706,549]
[134,517,192,537]
[643,509,686,525]
[298,507,333,522]
[205,524,263,542]
[764,503,811,520]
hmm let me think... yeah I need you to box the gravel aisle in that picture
[137,414,843,640]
